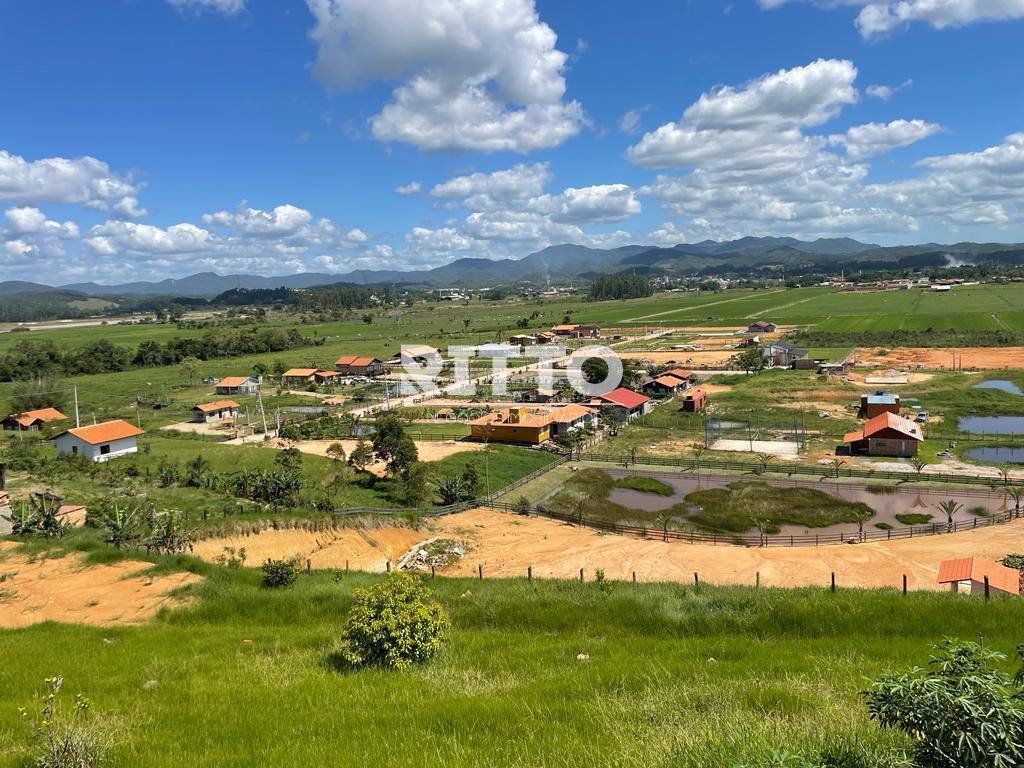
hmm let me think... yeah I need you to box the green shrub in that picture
[260,557,300,589]
[894,513,932,525]
[613,475,674,496]
[340,573,450,669]
[19,675,109,768]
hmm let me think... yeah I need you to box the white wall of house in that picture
[55,434,139,462]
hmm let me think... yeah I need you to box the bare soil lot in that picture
[0,543,200,628]
[189,508,1024,592]
[261,438,485,476]
[856,347,1024,370]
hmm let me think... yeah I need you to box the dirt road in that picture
[190,508,1024,591]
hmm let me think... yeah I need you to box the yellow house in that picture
[469,408,551,445]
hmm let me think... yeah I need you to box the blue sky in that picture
[2,0,1024,282]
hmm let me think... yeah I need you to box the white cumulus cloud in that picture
[305,0,584,152]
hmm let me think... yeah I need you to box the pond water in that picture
[973,380,1024,396]
[965,446,1024,464]
[599,470,1009,538]
[958,416,1024,435]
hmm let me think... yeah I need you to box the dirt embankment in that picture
[191,508,1024,592]
[260,438,485,477]
[0,543,200,628]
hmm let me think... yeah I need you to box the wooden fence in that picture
[583,451,1024,488]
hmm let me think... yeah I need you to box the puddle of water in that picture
[601,470,1008,536]
[958,416,1024,434]
[973,380,1024,396]
[965,446,1024,464]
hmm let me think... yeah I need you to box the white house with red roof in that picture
[593,387,652,422]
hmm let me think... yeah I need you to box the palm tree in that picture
[936,499,963,533]
[1008,487,1024,520]
[691,445,706,474]
[754,452,773,475]
[826,457,844,479]
[185,454,213,488]
[852,507,874,541]
[910,460,929,483]
[752,517,772,547]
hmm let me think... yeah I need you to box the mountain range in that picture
[4,237,1024,298]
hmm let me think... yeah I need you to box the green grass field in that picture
[0,564,1021,767]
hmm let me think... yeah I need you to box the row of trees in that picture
[588,274,654,301]
[0,326,315,381]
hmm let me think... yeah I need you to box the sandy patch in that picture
[698,382,733,394]
[619,350,737,367]
[847,370,935,384]
[856,347,1024,371]
[261,438,485,477]
[191,526,427,572]
[432,508,1024,591]
[160,420,239,437]
[0,543,200,628]
[645,438,704,457]
[780,401,853,418]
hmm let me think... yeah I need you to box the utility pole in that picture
[256,387,269,436]
[73,385,80,428]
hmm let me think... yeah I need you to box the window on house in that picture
[100,444,111,455]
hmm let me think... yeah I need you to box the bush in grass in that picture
[863,639,1024,768]
[340,573,450,669]
[19,676,109,768]
[260,557,300,589]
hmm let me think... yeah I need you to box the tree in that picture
[348,438,374,472]
[435,474,464,506]
[340,573,450,669]
[326,442,347,463]
[512,496,531,516]
[911,459,929,481]
[180,356,201,387]
[184,455,213,488]
[1008,487,1024,519]
[736,346,767,374]
[10,376,67,414]
[401,462,434,507]
[863,639,1024,768]
[754,452,773,474]
[936,499,963,533]
[96,503,142,549]
[372,415,418,477]
[852,506,874,541]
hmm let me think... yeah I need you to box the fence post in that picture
[756,571,760,589]
[830,572,836,592]
[632,571,637,587]
[345,560,349,573]
[984,575,990,601]
[386,560,391,573]
[694,572,699,586]
[306,558,311,573]
[478,564,483,580]
[579,567,584,583]
[902,574,907,595]
[431,565,436,579]
[528,565,533,582]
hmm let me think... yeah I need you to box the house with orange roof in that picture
[335,355,385,377]
[192,400,240,423]
[281,368,319,386]
[551,323,579,336]
[843,411,923,457]
[547,403,599,438]
[937,557,1020,596]
[214,375,260,395]
[535,331,557,344]
[469,408,551,445]
[643,375,688,397]
[2,407,67,432]
[54,419,145,462]
[680,388,708,412]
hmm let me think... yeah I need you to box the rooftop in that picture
[194,400,240,413]
[597,387,651,410]
[937,557,1020,595]
[59,419,145,445]
[843,411,922,443]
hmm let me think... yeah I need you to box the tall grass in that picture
[3,565,1019,767]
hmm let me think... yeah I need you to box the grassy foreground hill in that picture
[1,564,1022,767]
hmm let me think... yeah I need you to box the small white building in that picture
[54,420,145,462]
[192,400,240,423]
[215,376,260,395]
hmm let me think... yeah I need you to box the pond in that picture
[973,380,1024,396]
[958,416,1024,435]
[597,469,1011,538]
[965,446,1024,464]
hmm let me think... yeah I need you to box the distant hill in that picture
[1,237,1023,299]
